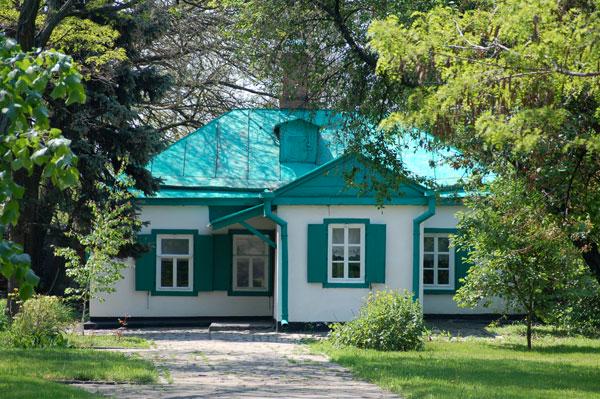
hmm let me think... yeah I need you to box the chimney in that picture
[279,38,310,109]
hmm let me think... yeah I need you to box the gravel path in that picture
[73,328,400,398]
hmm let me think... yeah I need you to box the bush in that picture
[551,290,600,337]
[329,289,426,351]
[0,299,7,331]
[7,295,73,348]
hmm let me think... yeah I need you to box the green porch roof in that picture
[141,108,471,199]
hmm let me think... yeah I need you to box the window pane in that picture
[236,236,266,256]
[438,254,450,269]
[252,258,266,288]
[424,236,434,252]
[348,246,360,261]
[332,228,344,244]
[332,262,344,278]
[424,254,434,269]
[423,269,434,284]
[348,228,361,244]
[160,259,173,287]
[176,259,189,287]
[236,259,250,287]
[332,245,344,261]
[349,262,361,278]
[438,237,450,252]
[161,239,189,255]
[438,269,449,285]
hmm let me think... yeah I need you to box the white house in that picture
[90,109,502,327]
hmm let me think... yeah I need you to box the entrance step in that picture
[208,321,274,333]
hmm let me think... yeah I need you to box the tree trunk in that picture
[16,0,41,51]
[526,312,533,350]
[6,168,45,315]
[580,242,600,285]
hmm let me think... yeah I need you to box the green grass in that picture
[0,305,157,399]
[310,324,600,399]
[66,333,152,349]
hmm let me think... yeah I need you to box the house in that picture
[90,109,503,326]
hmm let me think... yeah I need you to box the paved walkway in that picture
[74,328,400,398]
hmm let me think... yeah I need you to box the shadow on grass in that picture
[493,342,600,355]
[0,375,98,399]
[0,348,156,384]
[328,346,600,399]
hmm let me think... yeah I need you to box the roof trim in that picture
[269,152,429,199]
[209,204,264,230]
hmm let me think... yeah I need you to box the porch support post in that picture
[412,192,436,302]
[240,221,276,249]
[261,193,289,325]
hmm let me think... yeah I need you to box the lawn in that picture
[0,323,157,399]
[310,324,600,399]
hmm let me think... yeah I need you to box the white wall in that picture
[90,205,273,318]
[423,294,506,314]
[277,205,422,322]
[277,204,499,322]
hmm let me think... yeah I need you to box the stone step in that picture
[208,321,274,332]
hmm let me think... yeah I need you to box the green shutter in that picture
[366,224,386,283]
[135,234,155,291]
[213,234,232,290]
[307,224,327,282]
[455,247,470,289]
[195,234,213,292]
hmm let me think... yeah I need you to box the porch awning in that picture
[208,203,264,230]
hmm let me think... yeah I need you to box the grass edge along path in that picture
[309,326,600,399]
[0,334,157,399]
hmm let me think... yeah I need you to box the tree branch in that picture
[35,0,78,49]
[312,0,378,69]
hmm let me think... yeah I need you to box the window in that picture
[156,235,193,291]
[328,224,365,283]
[423,234,454,288]
[233,235,269,291]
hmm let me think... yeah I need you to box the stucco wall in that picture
[277,205,421,322]
[276,204,497,322]
[90,205,273,318]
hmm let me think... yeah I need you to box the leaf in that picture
[31,148,49,165]
[8,253,31,266]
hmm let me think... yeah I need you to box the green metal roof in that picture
[142,109,471,199]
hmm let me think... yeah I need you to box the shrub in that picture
[550,290,600,337]
[7,295,73,348]
[0,299,7,331]
[329,289,426,351]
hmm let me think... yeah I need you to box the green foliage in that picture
[548,287,600,337]
[329,290,425,351]
[454,177,590,347]
[0,33,84,298]
[6,296,73,348]
[54,164,142,324]
[0,299,7,331]
[369,0,600,283]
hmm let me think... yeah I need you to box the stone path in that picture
[74,328,400,398]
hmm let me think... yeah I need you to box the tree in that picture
[0,33,84,311]
[3,0,171,294]
[54,164,141,333]
[369,0,600,283]
[454,177,590,349]
[213,0,436,114]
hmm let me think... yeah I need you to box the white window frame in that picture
[156,234,194,291]
[423,233,455,289]
[327,223,365,283]
[232,234,269,292]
